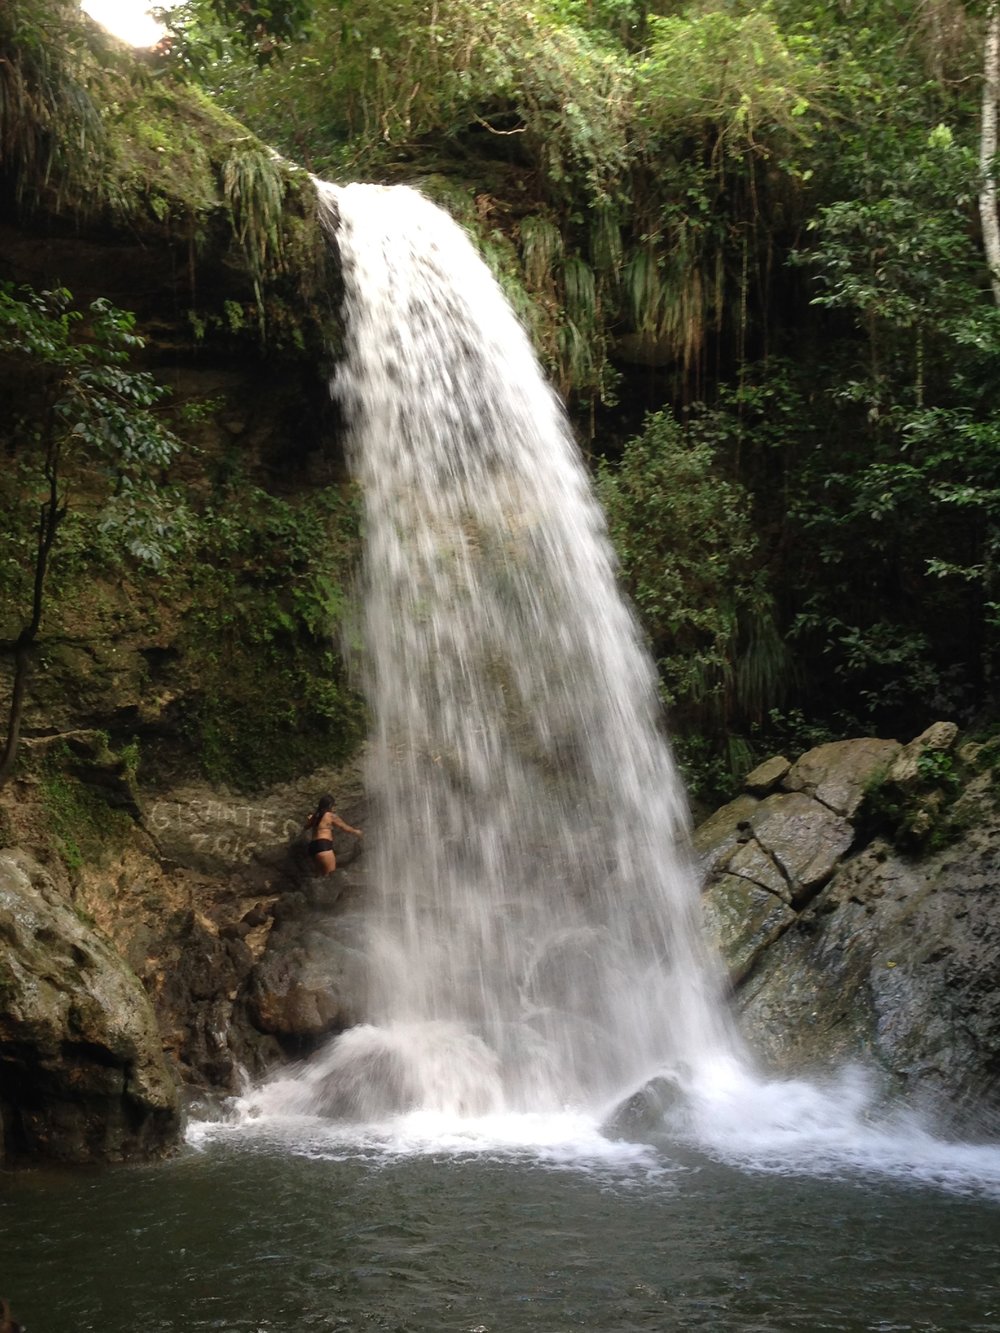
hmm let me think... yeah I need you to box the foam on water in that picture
[188,1096,670,1179]
[675,1061,1000,1199]
[190,1057,1000,1199]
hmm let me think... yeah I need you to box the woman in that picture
[305,793,362,876]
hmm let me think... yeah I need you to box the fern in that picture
[562,256,598,330]
[222,140,289,335]
[519,214,564,290]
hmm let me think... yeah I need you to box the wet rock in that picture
[602,1075,683,1138]
[735,825,1000,1124]
[743,755,791,796]
[783,737,902,818]
[13,762,372,1097]
[887,722,959,786]
[749,791,855,906]
[701,874,796,985]
[724,838,790,901]
[243,913,366,1053]
[691,793,760,878]
[146,908,265,1087]
[93,770,372,1084]
[145,772,364,879]
[0,850,180,1165]
[145,784,306,874]
[271,890,309,923]
[694,726,1000,1127]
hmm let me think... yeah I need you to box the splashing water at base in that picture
[207,180,1000,1198]
[204,1054,1000,1201]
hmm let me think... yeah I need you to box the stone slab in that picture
[783,738,902,818]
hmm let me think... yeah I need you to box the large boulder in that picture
[736,813,1000,1121]
[783,737,901,818]
[1,758,371,1122]
[700,873,795,986]
[241,872,368,1052]
[71,768,370,1085]
[0,850,181,1164]
[145,771,364,878]
[697,728,1000,1126]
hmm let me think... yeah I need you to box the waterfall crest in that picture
[309,179,737,1116]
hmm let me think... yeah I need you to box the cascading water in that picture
[288,179,740,1120]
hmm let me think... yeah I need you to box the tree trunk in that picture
[980,1,1000,306]
[0,442,64,789]
[0,638,35,787]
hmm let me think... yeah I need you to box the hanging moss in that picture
[519,215,564,290]
[562,256,597,329]
[0,0,107,214]
[166,481,368,792]
[0,0,338,355]
[589,204,623,290]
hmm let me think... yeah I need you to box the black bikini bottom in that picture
[308,839,335,856]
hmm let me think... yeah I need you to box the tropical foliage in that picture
[3,0,1000,797]
[0,284,183,785]
[597,411,783,730]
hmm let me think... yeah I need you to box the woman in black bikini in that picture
[305,793,362,876]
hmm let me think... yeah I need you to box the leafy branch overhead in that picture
[157,0,314,67]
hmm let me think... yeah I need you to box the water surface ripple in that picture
[4,1132,999,1332]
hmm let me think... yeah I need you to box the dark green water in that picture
[3,1127,999,1333]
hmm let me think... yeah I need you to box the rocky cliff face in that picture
[697,725,1000,1129]
[120,768,369,1080]
[1,4,363,796]
[0,11,373,1165]
[0,741,369,1164]
[0,848,179,1163]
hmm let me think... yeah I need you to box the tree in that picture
[980,0,1000,304]
[0,285,182,787]
[157,0,313,66]
[596,410,783,734]
[97,0,1000,745]
[787,115,1000,724]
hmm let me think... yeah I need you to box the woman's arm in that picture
[330,812,362,836]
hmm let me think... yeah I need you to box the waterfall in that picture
[302,180,738,1119]
[203,181,1000,1195]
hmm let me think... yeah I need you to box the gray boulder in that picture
[742,754,791,795]
[700,874,796,986]
[887,721,959,786]
[783,737,901,818]
[241,871,369,1050]
[145,769,364,878]
[0,850,181,1164]
[749,790,855,905]
[697,729,1000,1126]
[132,768,369,1072]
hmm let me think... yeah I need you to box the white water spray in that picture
[303,179,738,1117]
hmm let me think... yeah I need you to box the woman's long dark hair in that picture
[314,793,335,818]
